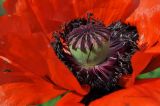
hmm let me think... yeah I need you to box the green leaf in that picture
[137,68,160,79]
[38,95,62,106]
[38,91,70,106]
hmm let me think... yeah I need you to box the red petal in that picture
[126,0,160,48]
[0,14,89,95]
[87,0,139,25]
[0,15,52,77]
[143,55,160,73]
[4,0,43,33]
[56,92,84,106]
[4,0,77,34]
[90,78,160,106]
[0,58,65,106]
[4,0,139,34]
[130,51,153,85]
[0,82,64,106]
[129,51,160,86]
[145,42,160,54]
[3,0,17,14]
[46,48,90,95]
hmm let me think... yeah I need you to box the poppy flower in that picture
[0,0,160,106]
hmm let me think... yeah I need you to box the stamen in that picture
[51,14,139,104]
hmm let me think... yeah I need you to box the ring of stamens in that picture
[52,14,139,104]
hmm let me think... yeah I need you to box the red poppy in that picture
[0,0,160,106]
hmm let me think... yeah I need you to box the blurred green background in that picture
[0,0,159,106]
[0,0,5,16]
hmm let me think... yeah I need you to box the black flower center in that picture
[51,14,139,105]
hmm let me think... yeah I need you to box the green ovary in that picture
[69,42,109,68]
